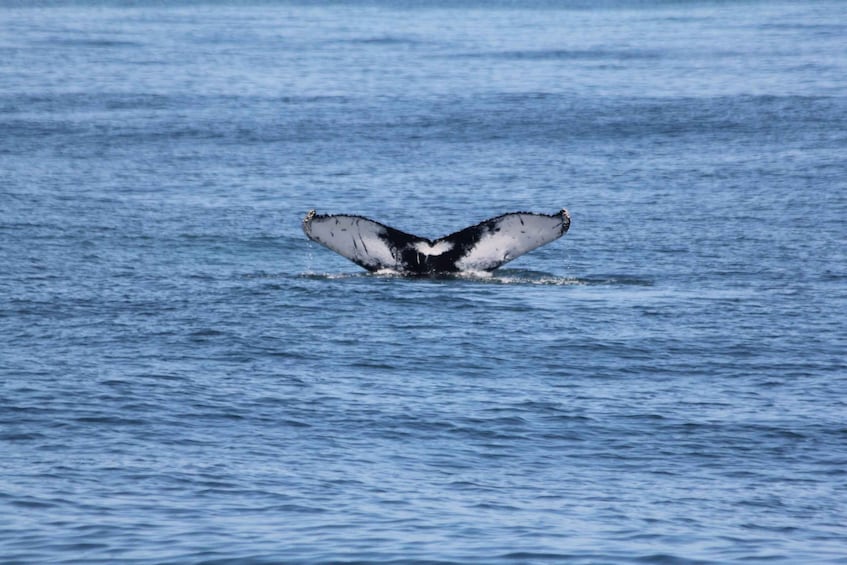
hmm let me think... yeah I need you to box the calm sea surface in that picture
[1,1,846,563]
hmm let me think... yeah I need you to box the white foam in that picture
[373,268,403,276]
[455,269,493,279]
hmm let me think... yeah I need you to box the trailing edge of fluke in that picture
[302,209,570,275]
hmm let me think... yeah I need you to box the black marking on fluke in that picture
[302,208,571,275]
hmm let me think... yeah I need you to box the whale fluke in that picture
[302,209,570,275]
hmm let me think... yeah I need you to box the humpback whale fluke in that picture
[302,209,571,275]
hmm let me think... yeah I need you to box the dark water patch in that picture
[633,554,715,565]
[341,35,425,47]
[10,498,59,509]
[36,37,143,48]
[455,48,663,61]
[497,551,586,562]
[0,431,47,441]
[72,415,149,426]
[758,22,846,33]
[278,94,351,105]
[350,360,401,371]
[0,91,233,117]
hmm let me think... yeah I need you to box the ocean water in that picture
[2,0,846,563]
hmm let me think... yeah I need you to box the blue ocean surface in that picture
[1,0,846,563]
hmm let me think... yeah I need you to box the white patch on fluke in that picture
[302,213,399,271]
[414,240,453,256]
[454,212,568,271]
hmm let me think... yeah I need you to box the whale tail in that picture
[302,209,570,275]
